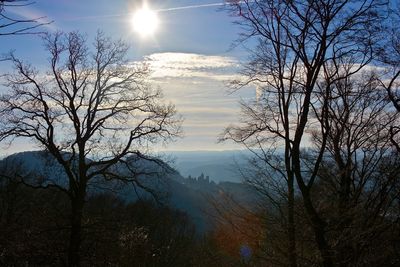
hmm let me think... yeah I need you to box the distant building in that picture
[185,173,212,186]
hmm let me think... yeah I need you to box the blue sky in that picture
[0,0,256,154]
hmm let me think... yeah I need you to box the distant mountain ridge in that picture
[169,150,251,183]
[0,151,261,232]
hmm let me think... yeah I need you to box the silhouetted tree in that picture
[311,65,399,265]
[0,31,181,266]
[375,3,400,152]
[223,1,388,266]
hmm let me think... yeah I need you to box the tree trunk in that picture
[302,191,333,267]
[287,174,297,267]
[68,193,85,267]
[336,167,353,266]
[313,222,333,267]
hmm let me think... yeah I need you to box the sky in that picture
[0,0,257,155]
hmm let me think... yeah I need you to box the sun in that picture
[131,5,159,37]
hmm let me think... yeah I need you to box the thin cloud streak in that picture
[157,1,254,12]
[59,2,227,22]
[156,3,225,12]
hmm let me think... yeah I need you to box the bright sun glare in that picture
[131,5,159,37]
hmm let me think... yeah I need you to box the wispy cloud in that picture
[145,52,240,81]
[136,52,254,151]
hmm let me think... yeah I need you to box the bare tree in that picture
[311,64,399,265]
[0,31,181,266]
[223,1,386,266]
[0,0,51,36]
[375,4,400,152]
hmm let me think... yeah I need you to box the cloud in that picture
[145,52,240,81]
[133,52,256,151]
